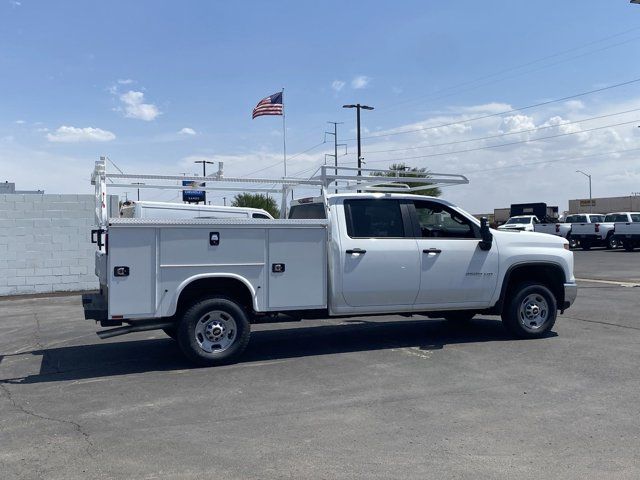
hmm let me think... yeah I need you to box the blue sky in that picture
[2,0,640,211]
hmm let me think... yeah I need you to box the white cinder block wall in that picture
[0,194,114,296]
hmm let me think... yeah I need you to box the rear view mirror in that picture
[479,217,493,251]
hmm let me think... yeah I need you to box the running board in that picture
[97,319,175,339]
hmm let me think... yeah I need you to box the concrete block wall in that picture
[0,194,106,296]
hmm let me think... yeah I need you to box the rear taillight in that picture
[595,223,600,232]
[555,224,560,233]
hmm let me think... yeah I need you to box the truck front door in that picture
[339,199,420,307]
[409,200,499,308]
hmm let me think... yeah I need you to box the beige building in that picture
[568,195,640,214]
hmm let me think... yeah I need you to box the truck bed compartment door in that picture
[267,227,327,309]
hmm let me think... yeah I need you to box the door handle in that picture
[422,248,442,254]
[346,248,367,254]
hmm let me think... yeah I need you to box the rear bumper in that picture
[82,292,107,322]
[563,282,578,309]
[575,233,603,241]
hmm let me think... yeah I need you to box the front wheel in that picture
[567,234,578,249]
[501,283,557,339]
[606,234,618,250]
[581,241,592,251]
[623,241,635,252]
[177,296,251,366]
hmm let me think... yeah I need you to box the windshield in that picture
[288,203,326,219]
[505,216,531,225]
[604,214,629,222]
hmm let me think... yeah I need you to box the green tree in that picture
[370,163,442,197]
[231,193,280,218]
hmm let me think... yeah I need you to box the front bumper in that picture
[563,282,578,309]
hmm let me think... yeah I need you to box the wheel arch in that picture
[168,274,257,318]
[494,262,566,314]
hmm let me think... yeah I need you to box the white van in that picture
[119,201,273,220]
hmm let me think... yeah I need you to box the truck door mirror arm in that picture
[479,217,493,251]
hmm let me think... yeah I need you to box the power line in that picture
[345,76,640,142]
[375,26,640,115]
[354,107,640,155]
[364,118,640,164]
[243,140,327,177]
[463,146,640,175]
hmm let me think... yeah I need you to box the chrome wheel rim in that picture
[194,310,237,353]
[518,293,549,332]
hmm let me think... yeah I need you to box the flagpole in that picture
[282,87,287,177]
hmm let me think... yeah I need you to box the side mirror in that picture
[479,217,493,251]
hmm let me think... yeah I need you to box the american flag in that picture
[252,92,283,119]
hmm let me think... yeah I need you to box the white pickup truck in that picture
[497,215,539,232]
[83,165,578,366]
[571,212,637,250]
[613,213,640,251]
[534,214,605,248]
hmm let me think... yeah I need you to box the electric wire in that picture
[364,118,640,164]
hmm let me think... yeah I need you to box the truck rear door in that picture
[338,199,420,307]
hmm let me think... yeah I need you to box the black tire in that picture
[442,311,475,323]
[623,241,635,252]
[605,234,618,250]
[162,326,178,340]
[567,234,578,249]
[580,241,591,251]
[177,296,251,367]
[501,282,557,339]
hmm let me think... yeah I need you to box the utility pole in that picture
[576,170,592,213]
[194,160,214,204]
[132,182,144,201]
[223,196,227,206]
[324,121,347,194]
[343,104,374,192]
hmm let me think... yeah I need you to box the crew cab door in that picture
[409,200,499,308]
[339,198,420,307]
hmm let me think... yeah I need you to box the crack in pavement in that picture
[0,383,95,455]
[564,315,640,331]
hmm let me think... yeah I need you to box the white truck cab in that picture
[83,161,577,366]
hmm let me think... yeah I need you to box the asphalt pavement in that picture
[1,250,639,479]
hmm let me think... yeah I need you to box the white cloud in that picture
[46,126,116,143]
[331,80,345,92]
[117,79,134,85]
[351,75,370,89]
[14,120,26,124]
[119,90,161,121]
[178,127,196,136]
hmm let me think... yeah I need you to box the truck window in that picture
[412,200,477,239]
[344,199,405,238]
[252,213,271,219]
[288,203,326,219]
[604,214,628,222]
[631,214,640,222]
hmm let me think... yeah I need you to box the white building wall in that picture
[0,194,115,296]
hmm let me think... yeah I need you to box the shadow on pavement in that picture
[0,317,555,385]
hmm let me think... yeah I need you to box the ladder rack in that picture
[91,157,469,225]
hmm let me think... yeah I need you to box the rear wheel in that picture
[580,241,592,251]
[567,234,578,249]
[606,234,618,250]
[177,296,251,366]
[623,241,635,252]
[501,283,557,339]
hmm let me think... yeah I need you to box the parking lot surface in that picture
[1,250,639,479]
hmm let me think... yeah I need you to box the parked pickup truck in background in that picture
[571,212,637,250]
[497,215,540,232]
[613,212,640,251]
[84,192,577,366]
[534,214,604,248]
